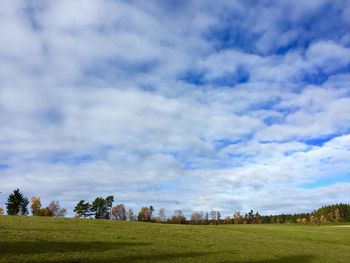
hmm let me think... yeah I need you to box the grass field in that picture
[0,216,350,262]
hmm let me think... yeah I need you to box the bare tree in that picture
[210,211,220,224]
[127,208,134,221]
[158,208,166,222]
[48,201,67,217]
[190,211,204,224]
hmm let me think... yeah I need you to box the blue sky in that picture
[1,0,350,216]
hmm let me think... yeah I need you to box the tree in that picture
[149,205,155,221]
[48,201,67,217]
[91,196,114,219]
[6,189,29,216]
[31,197,42,216]
[210,211,220,224]
[74,200,91,218]
[301,218,307,225]
[138,207,151,222]
[247,209,255,224]
[310,215,317,226]
[190,211,204,224]
[334,208,341,222]
[255,212,262,224]
[112,204,126,220]
[158,208,166,222]
[0,207,4,216]
[234,211,244,224]
[127,208,134,221]
[105,196,114,219]
[91,197,106,219]
[171,210,187,224]
[204,212,209,224]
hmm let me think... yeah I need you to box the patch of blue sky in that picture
[301,3,348,38]
[301,64,350,86]
[178,71,206,86]
[275,40,306,55]
[180,66,250,88]
[0,164,10,170]
[204,25,259,54]
[213,139,241,150]
[272,105,299,116]
[303,134,339,146]
[211,68,250,87]
[263,115,284,126]
[300,173,350,189]
[205,1,348,56]
[247,97,282,112]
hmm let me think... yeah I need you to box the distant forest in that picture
[1,189,349,225]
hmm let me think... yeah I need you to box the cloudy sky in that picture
[1,0,350,216]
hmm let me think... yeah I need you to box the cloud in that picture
[0,0,350,216]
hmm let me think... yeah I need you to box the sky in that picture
[1,0,350,217]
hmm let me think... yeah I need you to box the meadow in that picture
[0,216,349,263]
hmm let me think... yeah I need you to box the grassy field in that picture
[0,216,350,262]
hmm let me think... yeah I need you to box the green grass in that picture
[0,216,350,262]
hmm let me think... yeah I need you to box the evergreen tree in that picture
[91,197,106,219]
[105,196,114,219]
[149,205,155,221]
[6,189,29,215]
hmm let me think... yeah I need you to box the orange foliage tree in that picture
[31,197,42,216]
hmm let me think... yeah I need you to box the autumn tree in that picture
[0,207,4,216]
[234,211,244,224]
[301,218,307,225]
[31,197,42,216]
[138,207,151,222]
[171,210,187,224]
[6,189,29,216]
[310,215,317,226]
[112,204,126,220]
[255,212,262,224]
[320,215,327,224]
[334,208,341,222]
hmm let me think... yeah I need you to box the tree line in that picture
[1,189,349,225]
[1,189,67,217]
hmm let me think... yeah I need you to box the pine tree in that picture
[6,189,29,215]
